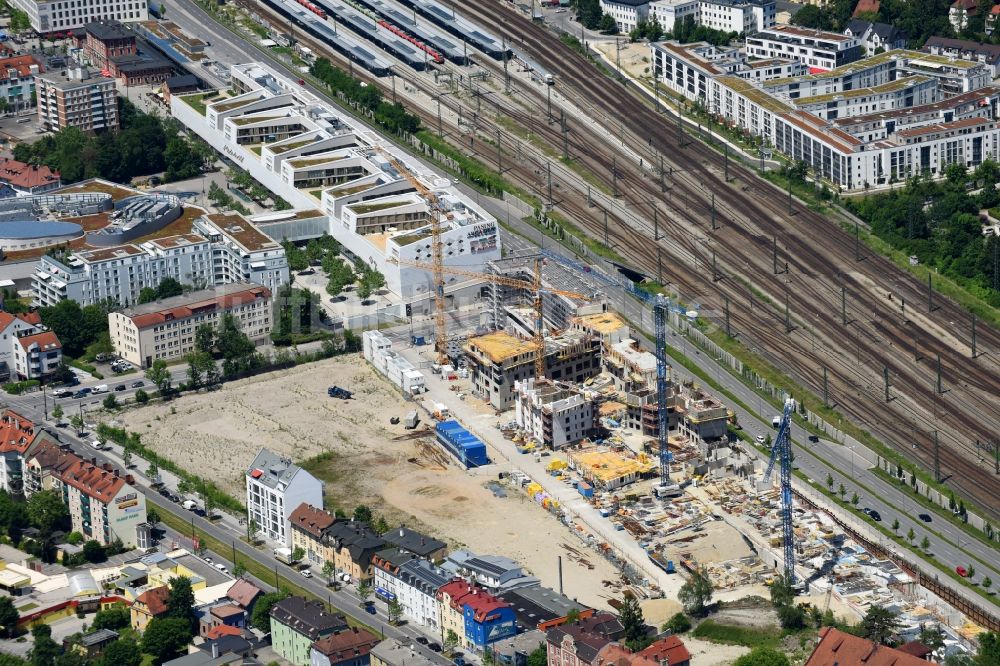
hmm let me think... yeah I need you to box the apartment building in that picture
[54,458,146,547]
[513,378,595,449]
[598,0,649,33]
[289,502,337,568]
[11,0,148,34]
[269,597,347,666]
[192,213,290,293]
[35,68,118,132]
[746,25,863,71]
[650,0,775,34]
[245,448,323,548]
[0,410,35,496]
[75,20,136,69]
[24,436,80,498]
[109,283,272,368]
[0,311,62,382]
[0,55,44,112]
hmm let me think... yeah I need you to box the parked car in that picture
[92,384,109,394]
[868,510,882,522]
[52,388,72,398]
[807,434,819,443]
[428,643,442,652]
[956,566,968,577]
[158,488,171,497]
[114,384,127,391]
[918,513,932,522]
[365,604,377,615]
[755,435,765,445]
[415,637,429,646]
[73,388,91,399]
[131,380,145,388]
[301,569,313,578]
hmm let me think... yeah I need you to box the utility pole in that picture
[712,247,719,282]
[437,96,442,137]
[724,295,731,337]
[914,331,921,362]
[546,83,552,122]
[883,367,890,402]
[823,367,828,408]
[496,129,502,173]
[391,69,396,103]
[659,155,665,193]
[855,222,861,261]
[841,286,847,325]
[502,37,510,93]
[784,282,791,333]
[612,157,618,198]
[561,111,568,159]
[653,207,659,241]
[971,314,977,358]
[724,144,729,182]
[615,39,622,80]
[547,161,552,206]
[936,353,942,394]
[604,208,609,246]
[927,274,934,312]
[934,430,941,482]
[711,193,717,231]
[773,236,779,274]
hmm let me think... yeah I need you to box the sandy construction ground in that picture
[121,357,621,610]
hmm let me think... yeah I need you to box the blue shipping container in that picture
[435,420,490,468]
[578,482,594,498]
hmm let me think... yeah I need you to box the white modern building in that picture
[32,214,288,308]
[599,0,650,32]
[10,0,148,34]
[246,448,324,548]
[513,378,595,449]
[650,0,776,34]
[746,25,863,71]
[170,62,501,303]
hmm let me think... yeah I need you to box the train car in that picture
[377,19,443,63]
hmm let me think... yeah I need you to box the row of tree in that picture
[12,100,212,184]
[631,15,738,45]
[573,0,617,32]
[310,59,421,137]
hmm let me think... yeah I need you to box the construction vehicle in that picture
[328,386,353,399]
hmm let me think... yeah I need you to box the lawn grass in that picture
[692,620,786,649]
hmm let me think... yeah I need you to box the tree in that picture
[51,405,64,423]
[135,389,149,404]
[920,536,930,551]
[663,612,691,634]
[291,546,305,562]
[146,508,160,528]
[678,566,713,617]
[777,603,807,630]
[251,592,288,633]
[443,630,460,654]
[0,596,18,638]
[322,560,336,585]
[598,12,617,32]
[918,624,946,654]
[851,492,860,507]
[977,631,1000,666]
[82,540,106,563]
[826,473,834,489]
[907,527,916,543]
[195,324,215,355]
[137,287,158,304]
[28,489,69,536]
[166,576,195,629]
[98,638,141,666]
[769,573,795,608]
[353,505,373,524]
[216,313,255,360]
[387,597,404,625]
[156,278,183,299]
[358,580,373,604]
[102,394,118,410]
[733,648,790,666]
[983,577,993,594]
[891,518,900,535]
[838,483,847,499]
[145,359,172,394]
[91,605,130,631]
[30,624,61,666]
[69,413,84,435]
[141,617,192,663]
[233,563,247,579]
[619,593,650,651]
[859,605,901,646]
[185,351,217,389]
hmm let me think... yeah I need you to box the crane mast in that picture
[764,398,796,582]
[654,295,671,486]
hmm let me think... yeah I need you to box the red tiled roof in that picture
[805,628,941,666]
[951,0,976,10]
[227,579,263,609]
[135,586,171,617]
[17,312,41,325]
[0,158,59,190]
[27,438,80,474]
[852,0,880,16]
[17,331,61,352]
[290,502,336,539]
[0,409,34,454]
[129,286,271,330]
[458,586,510,622]
[311,627,380,661]
[0,55,42,83]
[57,459,127,504]
[205,625,243,640]
[634,636,691,666]
[897,641,933,658]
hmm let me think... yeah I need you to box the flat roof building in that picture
[11,0,148,34]
[246,448,323,548]
[35,67,118,132]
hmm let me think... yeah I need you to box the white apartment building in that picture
[13,330,62,380]
[650,0,775,34]
[599,0,650,32]
[55,459,146,547]
[171,64,500,303]
[746,25,863,71]
[372,550,448,628]
[192,213,290,293]
[246,448,323,548]
[11,0,148,34]
[33,216,287,308]
[109,283,272,368]
[514,378,595,449]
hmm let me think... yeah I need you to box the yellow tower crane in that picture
[391,256,591,380]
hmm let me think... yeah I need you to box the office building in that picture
[11,0,148,34]
[650,0,775,34]
[109,283,272,368]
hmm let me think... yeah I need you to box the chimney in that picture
[91,457,97,465]
[211,642,219,659]
[113,469,119,477]
[400,528,405,537]
[125,475,134,484]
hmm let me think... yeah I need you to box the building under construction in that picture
[513,378,596,449]
[463,330,601,410]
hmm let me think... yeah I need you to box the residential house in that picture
[227,578,264,614]
[395,559,450,629]
[545,623,615,666]
[438,580,472,651]
[497,587,592,631]
[245,448,323,548]
[66,629,118,658]
[444,551,540,593]
[573,613,625,640]
[310,627,380,666]
[631,636,692,666]
[0,56,44,113]
[131,585,170,631]
[162,635,257,666]
[843,20,906,54]
[24,437,80,497]
[0,409,35,495]
[438,580,516,652]
[924,37,1000,77]
[289,502,337,569]
[0,158,60,195]
[804,627,941,666]
[372,548,417,605]
[270,596,349,666]
[144,551,207,591]
[0,311,62,381]
[989,4,1000,34]
[949,0,977,32]
[326,521,387,582]
[55,458,145,547]
[198,603,246,638]
[382,527,446,562]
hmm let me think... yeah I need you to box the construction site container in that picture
[578,482,594,498]
[435,419,489,468]
[363,330,426,395]
[404,411,419,429]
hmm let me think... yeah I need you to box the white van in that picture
[92,384,109,394]
[91,440,104,450]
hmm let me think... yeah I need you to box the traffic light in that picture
[405,303,412,318]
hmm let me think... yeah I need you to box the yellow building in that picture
[147,558,207,592]
[437,583,467,648]
[130,585,170,632]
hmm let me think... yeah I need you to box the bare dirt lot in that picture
[121,357,621,609]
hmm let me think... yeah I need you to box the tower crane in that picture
[390,256,590,379]
[764,398,797,583]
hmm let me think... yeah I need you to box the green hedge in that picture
[96,424,244,515]
[2,380,39,395]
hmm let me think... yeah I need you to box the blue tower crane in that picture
[654,295,672,487]
[764,398,797,582]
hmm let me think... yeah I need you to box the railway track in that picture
[440,0,1000,517]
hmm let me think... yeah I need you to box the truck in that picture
[182,499,198,511]
[328,386,353,399]
[404,411,419,429]
[92,384,109,394]
[274,547,295,565]
[652,483,682,499]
